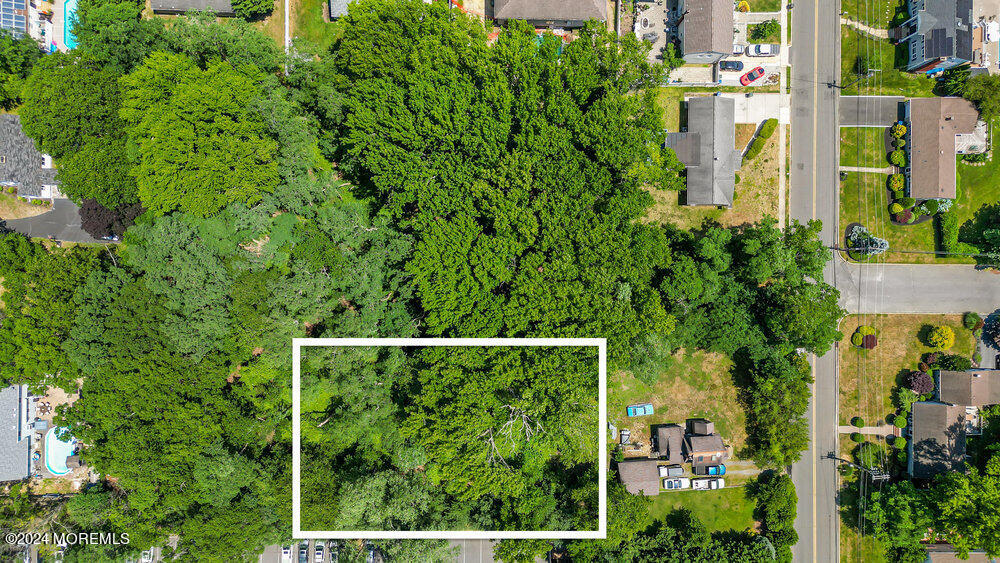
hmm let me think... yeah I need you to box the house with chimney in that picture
[676,0,734,64]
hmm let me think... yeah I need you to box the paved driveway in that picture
[710,92,789,123]
[836,260,1000,314]
[449,540,496,563]
[839,96,904,127]
[2,199,104,244]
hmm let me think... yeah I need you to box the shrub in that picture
[750,19,780,41]
[859,325,876,336]
[847,224,889,256]
[906,212,917,224]
[918,362,930,372]
[850,432,864,443]
[974,351,982,364]
[975,328,983,338]
[894,138,906,148]
[890,149,907,167]
[231,0,273,18]
[862,334,878,349]
[964,152,989,163]
[613,447,624,462]
[921,199,940,215]
[964,312,983,330]
[735,173,741,184]
[894,387,919,412]
[743,137,767,164]
[936,354,972,371]
[893,437,907,449]
[891,123,907,138]
[893,188,905,199]
[759,118,779,139]
[851,416,865,427]
[894,416,908,429]
[937,212,975,253]
[896,209,912,223]
[851,332,863,346]
[889,203,903,214]
[898,197,916,209]
[906,370,934,394]
[928,325,955,349]
[888,174,905,191]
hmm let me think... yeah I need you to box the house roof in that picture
[908,97,980,199]
[493,0,606,24]
[939,369,1000,406]
[686,433,725,453]
[149,0,235,16]
[910,401,968,479]
[0,115,56,198]
[665,96,740,206]
[654,424,684,464]
[328,0,354,19]
[0,0,28,36]
[914,0,974,61]
[680,0,734,56]
[688,418,715,435]
[617,458,660,496]
[0,385,29,483]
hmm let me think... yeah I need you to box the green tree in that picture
[0,29,42,109]
[927,325,956,349]
[965,73,1000,121]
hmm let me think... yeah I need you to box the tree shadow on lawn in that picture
[917,323,936,347]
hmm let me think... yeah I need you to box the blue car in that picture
[626,403,654,417]
[694,464,727,476]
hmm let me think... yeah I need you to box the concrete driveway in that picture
[2,199,104,244]
[718,56,782,87]
[839,96,905,126]
[835,260,1000,314]
[708,92,789,124]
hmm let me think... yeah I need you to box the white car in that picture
[662,478,691,490]
[314,540,325,563]
[281,545,293,563]
[733,43,745,55]
[748,44,780,57]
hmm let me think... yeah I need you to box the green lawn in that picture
[840,127,888,168]
[748,21,781,44]
[839,172,971,263]
[744,0,780,11]
[839,314,976,425]
[954,118,1000,242]
[649,487,757,533]
[292,0,345,52]
[840,26,936,97]
[840,0,907,29]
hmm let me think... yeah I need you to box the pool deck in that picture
[28,386,90,489]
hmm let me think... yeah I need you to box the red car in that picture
[740,66,765,86]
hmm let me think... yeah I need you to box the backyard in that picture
[840,127,888,168]
[954,118,1000,243]
[838,314,976,426]
[648,487,757,533]
[840,26,936,97]
[291,0,345,52]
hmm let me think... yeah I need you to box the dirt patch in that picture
[735,123,758,152]
[0,194,50,220]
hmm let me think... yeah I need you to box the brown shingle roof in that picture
[908,97,980,199]
[910,401,968,479]
[680,0,734,56]
[493,0,606,24]
[654,424,684,464]
[617,458,659,496]
[686,433,725,453]
[939,369,1000,406]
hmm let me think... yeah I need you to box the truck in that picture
[748,44,780,57]
[692,478,726,490]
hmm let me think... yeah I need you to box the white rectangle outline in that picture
[292,337,607,540]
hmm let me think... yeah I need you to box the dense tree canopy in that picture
[0,29,41,109]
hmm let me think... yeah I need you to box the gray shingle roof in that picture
[617,458,659,496]
[493,0,606,26]
[908,97,979,199]
[680,0,734,56]
[939,369,1000,407]
[0,385,30,483]
[0,115,57,198]
[910,401,968,479]
[149,0,235,16]
[913,0,974,61]
[654,424,684,464]
[665,96,740,207]
[328,0,355,19]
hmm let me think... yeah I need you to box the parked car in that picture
[281,545,293,563]
[719,60,744,72]
[314,541,325,563]
[693,464,727,476]
[299,541,310,563]
[626,403,654,417]
[692,477,726,490]
[658,464,684,477]
[662,478,691,490]
[140,551,152,563]
[740,66,765,86]
[748,44,780,56]
[733,43,745,55]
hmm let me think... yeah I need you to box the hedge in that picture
[937,212,979,254]
[888,174,905,191]
[759,118,778,139]
[742,119,779,164]
[898,197,916,209]
[890,150,907,167]
[891,123,907,138]
[964,312,983,330]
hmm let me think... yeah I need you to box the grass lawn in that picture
[748,20,781,44]
[839,314,976,425]
[840,0,907,29]
[609,349,748,455]
[840,127,888,168]
[840,26,936,97]
[648,487,757,532]
[839,172,972,264]
[646,124,783,230]
[251,0,285,47]
[291,0,345,52]
[0,194,48,220]
[744,0,780,11]
[954,118,1000,241]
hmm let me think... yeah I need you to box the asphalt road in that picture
[789,1,843,562]
[2,199,104,243]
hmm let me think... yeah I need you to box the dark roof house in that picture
[906,97,981,199]
[898,0,974,73]
[939,369,1000,406]
[150,0,236,16]
[492,0,606,29]
[909,401,969,479]
[0,115,58,199]
[653,424,684,464]
[0,385,30,483]
[677,0,733,64]
[687,418,715,435]
[665,96,741,207]
[617,458,660,496]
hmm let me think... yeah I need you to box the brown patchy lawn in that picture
[0,193,48,220]
[838,314,976,425]
[645,124,783,230]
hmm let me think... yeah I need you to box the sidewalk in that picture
[839,165,894,174]
[841,17,889,39]
[837,424,901,436]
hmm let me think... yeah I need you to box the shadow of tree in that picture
[917,324,935,347]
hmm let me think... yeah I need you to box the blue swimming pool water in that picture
[45,427,76,475]
[63,0,78,50]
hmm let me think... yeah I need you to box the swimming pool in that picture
[44,427,76,475]
[63,0,78,50]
